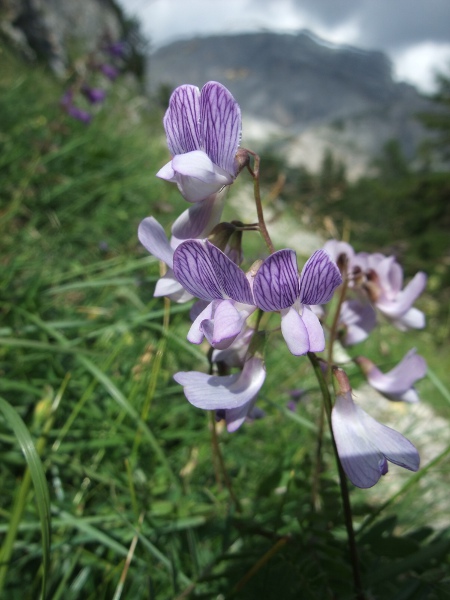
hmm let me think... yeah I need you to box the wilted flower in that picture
[157,81,241,203]
[174,355,266,432]
[253,249,342,355]
[355,349,427,403]
[331,368,420,488]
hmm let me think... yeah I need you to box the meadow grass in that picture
[1,42,449,599]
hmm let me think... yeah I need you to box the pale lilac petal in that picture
[225,398,256,432]
[138,217,174,268]
[340,300,377,346]
[171,191,226,240]
[154,271,193,303]
[206,242,253,305]
[253,249,299,311]
[174,356,266,410]
[173,240,223,301]
[162,151,233,203]
[163,84,201,155]
[391,307,426,331]
[322,240,354,268]
[377,272,427,319]
[299,249,342,305]
[201,299,246,349]
[301,306,325,352]
[212,326,254,367]
[200,81,241,176]
[332,390,420,488]
[188,303,213,344]
[357,350,426,401]
[357,408,420,471]
[280,306,310,355]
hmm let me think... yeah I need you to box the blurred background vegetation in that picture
[1,22,450,600]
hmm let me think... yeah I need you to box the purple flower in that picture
[81,86,107,104]
[331,368,420,488]
[253,249,342,355]
[100,64,119,80]
[173,239,255,348]
[174,356,266,432]
[157,82,241,203]
[355,350,427,403]
[105,41,127,59]
[66,105,92,124]
[351,252,427,330]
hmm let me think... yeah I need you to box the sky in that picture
[118,0,450,92]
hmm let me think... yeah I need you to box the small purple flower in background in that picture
[66,105,92,124]
[157,82,242,203]
[105,41,127,59]
[81,85,107,105]
[253,249,342,355]
[174,355,266,432]
[352,252,427,331]
[355,350,427,403]
[100,63,119,80]
[331,368,420,488]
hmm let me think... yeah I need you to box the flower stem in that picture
[245,150,275,254]
[308,352,366,600]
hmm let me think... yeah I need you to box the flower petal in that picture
[340,300,377,346]
[253,249,299,311]
[200,81,241,175]
[299,249,342,305]
[280,307,310,355]
[174,356,266,410]
[171,191,226,240]
[301,306,325,352]
[154,270,193,303]
[187,302,213,344]
[201,299,246,349]
[173,240,224,301]
[138,217,174,267]
[377,271,427,320]
[225,398,257,433]
[206,242,254,305]
[163,84,201,155]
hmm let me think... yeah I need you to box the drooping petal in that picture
[173,240,224,301]
[377,271,427,320]
[301,306,325,352]
[299,249,342,305]
[138,217,174,268]
[224,397,257,433]
[253,249,299,311]
[332,390,419,488]
[163,84,202,156]
[206,241,253,305]
[200,81,241,176]
[280,306,310,355]
[188,302,213,344]
[171,191,227,240]
[212,326,255,367]
[174,356,266,410]
[356,350,426,401]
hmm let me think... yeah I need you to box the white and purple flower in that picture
[157,82,241,204]
[331,368,420,488]
[253,249,342,355]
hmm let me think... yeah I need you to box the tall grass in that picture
[1,42,449,598]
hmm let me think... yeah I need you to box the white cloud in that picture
[393,42,450,92]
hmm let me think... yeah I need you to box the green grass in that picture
[1,41,450,599]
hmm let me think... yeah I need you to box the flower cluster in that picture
[138,81,427,489]
[60,37,128,124]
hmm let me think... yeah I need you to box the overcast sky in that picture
[118,0,450,92]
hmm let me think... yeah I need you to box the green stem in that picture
[308,352,366,600]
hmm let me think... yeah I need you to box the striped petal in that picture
[173,240,223,301]
[206,242,253,305]
[299,249,342,305]
[163,84,201,155]
[200,81,241,176]
[253,249,299,311]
